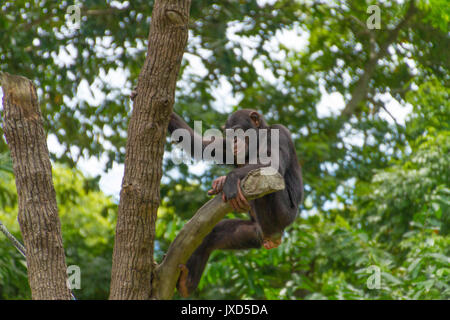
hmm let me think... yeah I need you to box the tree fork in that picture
[109,0,191,299]
[1,72,71,300]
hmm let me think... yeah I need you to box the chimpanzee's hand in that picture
[222,173,238,200]
[208,176,226,195]
[222,174,250,212]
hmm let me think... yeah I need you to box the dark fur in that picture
[168,109,303,295]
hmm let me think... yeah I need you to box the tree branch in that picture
[151,168,285,300]
[341,0,417,118]
[1,72,71,300]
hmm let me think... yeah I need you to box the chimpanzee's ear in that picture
[250,111,260,127]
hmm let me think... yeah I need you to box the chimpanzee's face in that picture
[224,112,258,161]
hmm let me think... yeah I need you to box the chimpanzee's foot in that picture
[263,237,282,249]
[208,176,226,195]
[177,264,189,298]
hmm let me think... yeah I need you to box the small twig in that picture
[380,104,399,125]
[369,96,401,127]
[0,220,27,258]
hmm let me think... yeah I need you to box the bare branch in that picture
[369,96,401,127]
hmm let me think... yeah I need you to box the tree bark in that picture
[1,72,71,300]
[151,168,285,300]
[109,0,191,299]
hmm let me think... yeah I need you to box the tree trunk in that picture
[109,0,191,299]
[1,72,71,300]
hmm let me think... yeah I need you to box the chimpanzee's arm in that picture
[168,112,226,161]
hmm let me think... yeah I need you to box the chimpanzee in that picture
[168,109,303,297]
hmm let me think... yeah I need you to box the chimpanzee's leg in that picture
[252,191,299,250]
[177,219,262,297]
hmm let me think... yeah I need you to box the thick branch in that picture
[1,72,71,300]
[109,0,191,300]
[152,168,285,300]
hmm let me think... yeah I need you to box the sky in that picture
[0,6,413,200]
